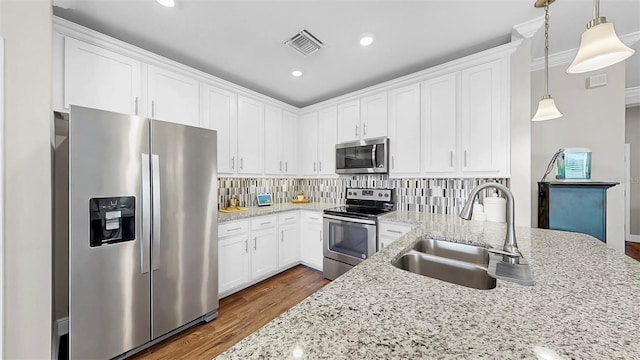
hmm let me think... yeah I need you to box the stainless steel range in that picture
[322,188,395,280]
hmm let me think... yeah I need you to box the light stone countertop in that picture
[217,202,337,223]
[217,211,640,359]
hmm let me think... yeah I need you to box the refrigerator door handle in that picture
[141,153,151,274]
[151,154,161,271]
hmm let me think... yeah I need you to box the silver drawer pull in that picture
[227,227,242,232]
[386,229,402,234]
[285,217,295,221]
[309,217,319,221]
[260,221,272,226]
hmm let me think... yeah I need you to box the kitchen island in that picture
[217,211,640,359]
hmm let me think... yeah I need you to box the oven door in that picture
[323,214,377,266]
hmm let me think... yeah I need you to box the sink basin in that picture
[393,239,496,290]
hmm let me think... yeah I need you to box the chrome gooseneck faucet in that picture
[460,183,520,264]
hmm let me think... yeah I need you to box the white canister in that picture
[471,201,485,222]
[484,193,506,223]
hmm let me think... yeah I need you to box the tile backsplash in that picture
[218,176,508,215]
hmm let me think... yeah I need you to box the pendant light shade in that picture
[532,95,563,121]
[567,22,635,73]
[567,0,635,74]
[532,0,562,122]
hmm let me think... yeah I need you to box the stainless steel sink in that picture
[393,238,496,290]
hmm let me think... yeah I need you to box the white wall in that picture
[531,63,627,253]
[626,106,640,236]
[0,0,53,358]
[510,38,531,227]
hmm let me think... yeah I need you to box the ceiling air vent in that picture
[285,30,324,56]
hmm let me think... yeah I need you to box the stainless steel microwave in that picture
[335,137,389,174]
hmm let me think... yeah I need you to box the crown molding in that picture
[531,31,640,71]
[512,16,544,40]
[626,87,640,107]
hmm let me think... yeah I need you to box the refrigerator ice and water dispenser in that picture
[89,196,135,247]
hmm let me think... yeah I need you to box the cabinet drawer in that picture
[278,212,298,225]
[378,222,412,239]
[251,215,277,231]
[303,212,323,225]
[219,221,249,237]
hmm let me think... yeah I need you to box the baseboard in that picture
[627,234,640,243]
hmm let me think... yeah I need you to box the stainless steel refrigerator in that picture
[54,106,218,359]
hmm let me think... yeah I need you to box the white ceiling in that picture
[53,0,640,108]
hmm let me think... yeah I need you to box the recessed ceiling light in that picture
[291,69,303,77]
[359,33,375,46]
[157,0,175,7]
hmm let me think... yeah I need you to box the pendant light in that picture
[532,0,563,122]
[567,0,635,73]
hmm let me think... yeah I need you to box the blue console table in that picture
[537,181,618,243]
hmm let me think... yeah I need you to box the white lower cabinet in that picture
[278,213,299,270]
[299,211,324,271]
[378,222,413,250]
[250,218,278,280]
[218,221,251,295]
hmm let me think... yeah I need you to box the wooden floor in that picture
[131,265,330,360]
[626,241,640,262]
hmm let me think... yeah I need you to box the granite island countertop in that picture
[217,211,640,359]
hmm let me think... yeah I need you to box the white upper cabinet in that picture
[201,84,237,175]
[388,84,421,177]
[282,111,298,176]
[264,105,284,176]
[237,96,265,175]
[336,100,360,143]
[298,112,319,176]
[360,92,388,139]
[422,73,457,174]
[147,65,200,127]
[64,36,141,115]
[459,59,508,175]
[317,106,337,176]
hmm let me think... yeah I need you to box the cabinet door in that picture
[300,215,323,271]
[299,112,319,176]
[282,111,298,176]
[318,106,337,176]
[336,100,360,143]
[219,234,250,295]
[459,59,508,174]
[147,65,200,126]
[64,37,141,115]
[201,84,237,174]
[422,74,457,174]
[251,229,278,280]
[264,105,283,175]
[237,96,265,174]
[388,84,421,177]
[278,223,300,269]
[360,92,387,139]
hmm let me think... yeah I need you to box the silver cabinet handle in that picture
[260,221,272,226]
[281,231,284,242]
[285,161,288,172]
[391,156,395,170]
[285,217,295,221]
[450,151,454,167]
[386,229,402,234]
[227,227,242,232]
[380,242,385,250]
[464,150,467,167]
[309,217,319,221]
[134,97,139,115]
[245,238,248,253]
[240,157,244,170]
[280,161,282,172]
[319,161,322,172]
[151,154,161,271]
[151,100,155,118]
[140,153,151,274]
[319,232,322,242]
[254,237,257,250]
[231,156,235,170]
[355,125,359,137]
[363,123,367,136]
[313,162,316,172]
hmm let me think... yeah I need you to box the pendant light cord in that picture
[544,0,550,96]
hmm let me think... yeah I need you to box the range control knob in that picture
[384,194,389,198]
[378,193,383,197]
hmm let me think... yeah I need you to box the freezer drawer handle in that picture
[141,153,151,274]
[151,154,161,270]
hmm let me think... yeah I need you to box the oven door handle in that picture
[323,214,376,226]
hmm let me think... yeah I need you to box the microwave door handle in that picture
[371,144,377,168]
